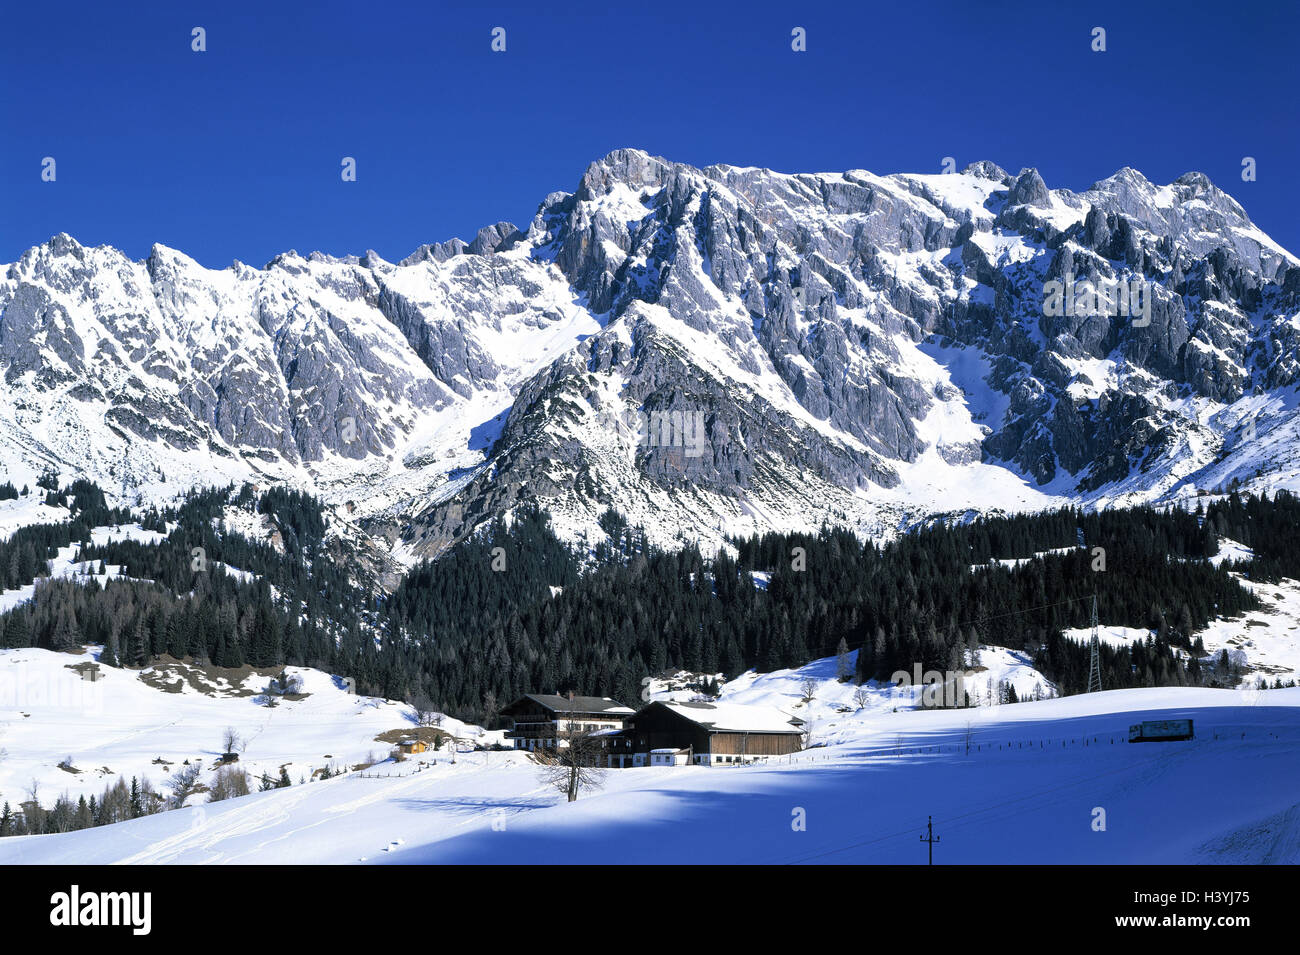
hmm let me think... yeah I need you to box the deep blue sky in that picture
[3,1,1297,268]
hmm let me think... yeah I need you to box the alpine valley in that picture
[3,151,1300,863]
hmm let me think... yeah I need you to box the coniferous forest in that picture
[1,475,1297,726]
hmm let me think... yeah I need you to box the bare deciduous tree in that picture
[530,720,605,803]
[208,766,250,802]
[852,686,871,710]
[799,677,818,705]
[799,718,815,751]
[167,763,203,809]
[411,693,438,727]
[221,726,242,756]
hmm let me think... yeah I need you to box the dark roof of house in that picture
[504,694,635,716]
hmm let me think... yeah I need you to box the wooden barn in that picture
[396,738,430,755]
[628,701,804,765]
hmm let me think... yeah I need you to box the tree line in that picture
[1,478,1294,727]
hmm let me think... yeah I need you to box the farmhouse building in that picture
[501,693,635,751]
[503,694,805,767]
[627,701,804,766]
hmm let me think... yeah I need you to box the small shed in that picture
[650,748,691,767]
[396,738,430,755]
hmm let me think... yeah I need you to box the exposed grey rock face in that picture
[468,222,522,256]
[1007,168,1052,208]
[398,151,1300,552]
[2,149,1298,559]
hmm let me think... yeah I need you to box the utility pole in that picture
[1088,592,1103,693]
[920,815,940,865]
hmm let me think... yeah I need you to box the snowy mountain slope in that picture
[3,684,1295,864]
[709,647,1056,744]
[0,645,496,808]
[5,150,1300,557]
[0,521,166,614]
[0,493,68,540]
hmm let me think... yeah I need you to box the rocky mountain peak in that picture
[1007,168,1051,207]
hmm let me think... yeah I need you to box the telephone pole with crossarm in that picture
[920,815,940,864]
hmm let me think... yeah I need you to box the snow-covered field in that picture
[0,646,495,807]
[1,683,1294,864]
[0,641,1296,864]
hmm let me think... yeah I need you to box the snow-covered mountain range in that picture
[4,149,1299,560]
